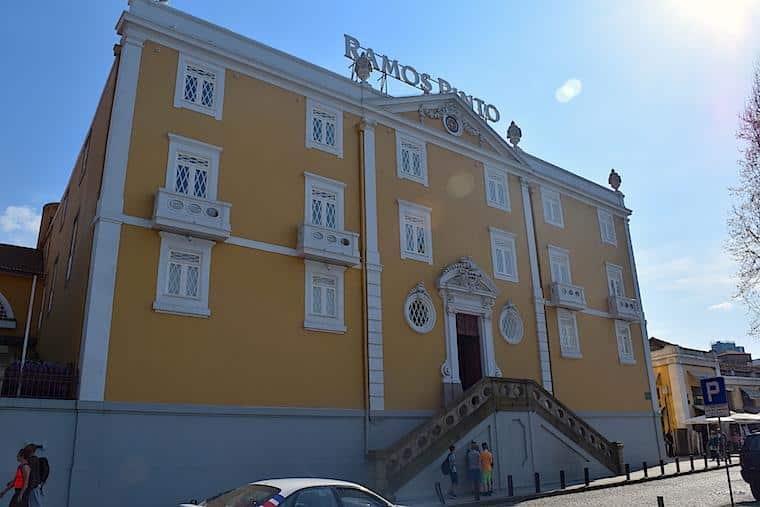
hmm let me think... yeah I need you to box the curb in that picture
[445,462,740,507]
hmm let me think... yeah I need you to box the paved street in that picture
[516,467,757,506]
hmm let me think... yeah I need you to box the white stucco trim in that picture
[165,133,223,200]
[304,260,346,334]
[521,178,553,392]
[173,52,226,120]
[79,35,144,402]
[304,171,346,231]
[305,97,344,158]
[153,232,214,318]
[361,118,384,411]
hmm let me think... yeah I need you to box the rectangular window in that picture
[485,167,510,211]
[598,208,617,245]
[153,232,214,318]
[398,200,433,264]
[558,309,581,358]
[47,258,58,314]
[548,246,572,284]
[606,263,625,297]
[165,134,222,201]
[615,320,635,364]
[396,133,428,186]
[174,54,225,119]
[541,187,564,228]
[304,172,345,231]
[165,250,202,299]
[489,227,518,282]
[306,98,343,158]
[175,152,210,199]
[79,131,91,186]
[305,260,346,333]
[65,214,78,282]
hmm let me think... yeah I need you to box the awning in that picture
[687,369,712,380]
[741,388,760,400]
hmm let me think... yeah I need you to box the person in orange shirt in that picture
[480,442,494,496]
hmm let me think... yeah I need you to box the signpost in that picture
[701,376,734,506]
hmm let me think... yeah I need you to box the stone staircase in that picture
[373,377,624,495]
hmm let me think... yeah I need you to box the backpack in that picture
[440,453,451,476]
[37,457,50,486]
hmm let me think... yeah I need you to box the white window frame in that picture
[598,208,617,246]
[548,245,572,285]
[153,231,214,318]
[305,98,344,158]
[615,320,635,364]
[557,308,581,359]
[606,263,625,298]
[165,133,222,201]
[65,213,78,283]
[174,53,226,120]
[304,172,346,231]
[489,227,518,283]
[395,132,428,186]
[0,292,15,328]
[398,200,433,265]
[541,187,564,228]
[484,166,510,212]
[304,260,346,333]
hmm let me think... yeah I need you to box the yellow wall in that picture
[36,58,119,367]
[654,365,674,433]
[106,225,365,407]
[376,126,540,411]
[107,42,365,406]
[0,272,39,344]
[102,40,653,414]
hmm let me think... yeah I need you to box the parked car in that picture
[740,433,760,499]
[180,478,400,507]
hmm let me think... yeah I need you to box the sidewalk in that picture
[412,456,739,507]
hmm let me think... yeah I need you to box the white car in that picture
[180,478,401,507]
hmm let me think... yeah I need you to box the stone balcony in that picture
[153,188,232,241]
[551,281,587,311]
[609,295,640,321]
[297,223,360,267]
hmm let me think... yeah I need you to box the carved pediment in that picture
[437,256,498,299]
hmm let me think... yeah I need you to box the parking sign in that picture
[700,376,729,417]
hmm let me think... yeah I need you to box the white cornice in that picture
[122,0,631,215]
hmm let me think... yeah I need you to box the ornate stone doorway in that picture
[438,257,501,406]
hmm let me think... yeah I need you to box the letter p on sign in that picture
[700,376,727,406]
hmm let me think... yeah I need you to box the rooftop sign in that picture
[344,35,501,123]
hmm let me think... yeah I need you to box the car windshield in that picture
[200,484,279,507]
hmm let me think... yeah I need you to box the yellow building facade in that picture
[2,2,666,502]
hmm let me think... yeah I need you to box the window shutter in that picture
[167,250,202,298]
[183,64,217,109]
[175,152,210,199]
[312,275,337,317]
[312,109,337,147]
[310,188,338,229]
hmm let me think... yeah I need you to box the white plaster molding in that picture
[173,52,226,120]
[521,178,553,392]
[79,35,143,402]
[437,257,500,385]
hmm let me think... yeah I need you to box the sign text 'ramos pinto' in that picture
[344,35,501,123]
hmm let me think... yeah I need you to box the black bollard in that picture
[675,457,680,473]
[534,472,541,493]
[560,470,566,489]
[660,459,665,476]
[657,496,665,507]
[584,467,590,486]
[625,463,630,481]
[507,475,514,497]
[643,462,648,478]
[728,452,732,465]
[690,454,694,471]
[704,453,708,469]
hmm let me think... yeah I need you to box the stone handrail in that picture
[378,377,623,493]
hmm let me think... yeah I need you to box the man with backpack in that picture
[22,444,48,507]
[440,444,458,498]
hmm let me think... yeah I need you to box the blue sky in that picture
[1,1,759,355]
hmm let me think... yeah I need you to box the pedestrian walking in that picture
[480,442,494,496]
[466,441,481,501]
[0,448,32,507]
[23,444,47,507]
[664,431,674,457]
[440,444,458,498]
